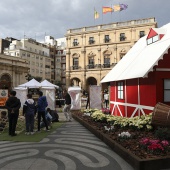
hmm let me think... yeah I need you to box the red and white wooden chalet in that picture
[101,23,170,117]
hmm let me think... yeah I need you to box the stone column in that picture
[66,49,71,89]
[81,49,86,90]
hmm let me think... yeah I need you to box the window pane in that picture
[164,79,170,89]
[153,35,159,42]
[164,90,170,102]
[147,38,152,45]
[120,91,123,99]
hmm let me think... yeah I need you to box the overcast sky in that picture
[0,0,169,42]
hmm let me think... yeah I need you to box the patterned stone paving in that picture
[0,120,134,170]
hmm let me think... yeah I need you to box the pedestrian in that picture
[37,91,49,132]
[40,108,53,129]
[47,108,59,122]
[104,92,109,108]
[63,89,72,121]
[23,93,37,135]
[5,90,21,136]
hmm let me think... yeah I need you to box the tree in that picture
[25,74,33,81]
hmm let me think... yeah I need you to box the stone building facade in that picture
[0,54,29,90]
[65,17,157,91]
[3,38,51,81]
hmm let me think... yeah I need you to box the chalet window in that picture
[139,31,145,38]
[73,58,79,70]
[89,37,95,44]
[120,33,126,41]
[73,39,79,46]
[104,35,110,43]
[147,35,159,45]
[164,79,170,102]
[117,81,124,99]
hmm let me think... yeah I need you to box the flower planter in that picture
[73,114,170,170]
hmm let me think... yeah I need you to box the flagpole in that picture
[94,7,95,25]
[111,4,112,22]
[102,6,103,24]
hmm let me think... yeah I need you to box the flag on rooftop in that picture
[120,4,128,11]
[113,4,128,12]
[94,9,99,19]
[113,5,121,12]
[102,7,113,14]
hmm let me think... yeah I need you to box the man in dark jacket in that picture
[5,90,21,136]
[63,89,72,121]
[23,93,37,135]
[37,91,49,132]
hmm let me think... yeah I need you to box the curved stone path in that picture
[0,120,134,170]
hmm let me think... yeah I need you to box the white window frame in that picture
[117,81,124,99]
[164,79,170,102]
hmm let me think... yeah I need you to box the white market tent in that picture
[40,80,59,88]
[18,78,41,88]
[16,79,59,109]
[68,86,81,110]
[101,23,170,83]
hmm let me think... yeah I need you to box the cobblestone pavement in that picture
[0,113,134,170]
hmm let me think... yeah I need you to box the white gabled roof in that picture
[18,78,41,88]
[40,79,59,88]
[101,23,170,83]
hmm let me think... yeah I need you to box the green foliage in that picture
[84,109,153,130]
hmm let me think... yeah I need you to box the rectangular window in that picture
[73,39,78,46]
[117,82,124,99]
[104,57,110,68]
[73,58,79,70]
[89,37,94,44]
[139,31,145,38]
[120,33,126,41]
[104,35,110,43]
[164,79,170,102]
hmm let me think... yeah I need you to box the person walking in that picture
[104,92,109,108]
[63,89,72,121]
[37,91,49,132]
[23,94,37,135]
[5,90,21,136]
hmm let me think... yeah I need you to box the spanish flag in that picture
[94,10,99,19]
[113,5,121,12]
[102,7,113,14]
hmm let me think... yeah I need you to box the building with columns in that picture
[65,17,157,91]
[0,54,29,90]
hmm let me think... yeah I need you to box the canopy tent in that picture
[68,86,81,110]
[14,87,28,108]
[16,79,58,109]
[40,80,59,88]
[18,78,41,88]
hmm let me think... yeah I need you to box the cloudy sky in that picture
[0,0,169,42]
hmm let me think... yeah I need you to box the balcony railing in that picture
[71,65,81,70]
[73,42,79,46]
[104,39,110,43]
[87,64,95,69]
[103,63,111,68]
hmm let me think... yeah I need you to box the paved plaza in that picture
[0,111,134,170]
